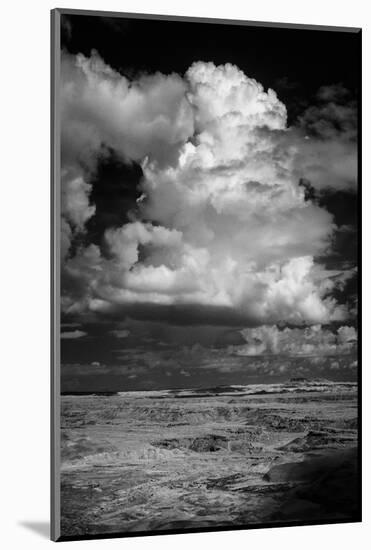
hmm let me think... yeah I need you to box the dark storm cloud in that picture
[299,90,357,141]
[316,83,353,103]
[316,189,357,311]
[62,302,266,327]
[61,342,358,393]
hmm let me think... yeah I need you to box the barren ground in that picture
[60,384,359,537]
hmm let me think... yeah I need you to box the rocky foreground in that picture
[60,383,359,537]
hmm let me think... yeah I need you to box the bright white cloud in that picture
[234,324,357,356]
[60,55,356,325]
[61,51,194,168]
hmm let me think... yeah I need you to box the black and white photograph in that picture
[53,9,361,541]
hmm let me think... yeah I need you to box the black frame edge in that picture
[54,7,361,33]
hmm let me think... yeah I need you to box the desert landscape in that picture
[60,381,359,537]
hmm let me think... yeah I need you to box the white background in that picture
[0,0,369,548]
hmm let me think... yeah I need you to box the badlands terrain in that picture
[60,381,359,537]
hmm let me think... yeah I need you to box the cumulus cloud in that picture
[61,168,95,230]
[292,135,357,191]
[293,83,357,191]
[61,167,96,260]
[233,324,357,356]
[61,51,194,168]
[60,55,356,325]
[337,325,357,343]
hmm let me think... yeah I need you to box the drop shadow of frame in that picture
[18,521,49,539]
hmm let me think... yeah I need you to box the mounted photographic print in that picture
[51,8,361,542]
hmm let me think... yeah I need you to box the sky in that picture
[59,13,359,391]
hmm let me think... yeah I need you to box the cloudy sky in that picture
[59,14,359,391]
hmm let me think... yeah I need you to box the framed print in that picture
[51,8,361,542]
